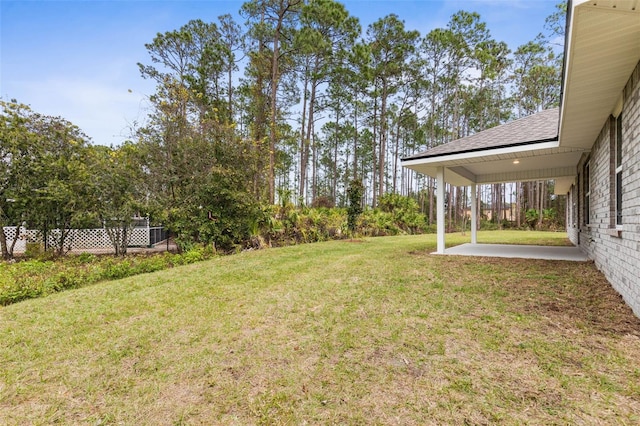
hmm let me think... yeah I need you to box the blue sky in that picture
[1,0,560,146]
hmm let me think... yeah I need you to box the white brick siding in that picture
[567,60,640,317]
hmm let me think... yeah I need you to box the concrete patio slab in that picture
[439,243,589,262]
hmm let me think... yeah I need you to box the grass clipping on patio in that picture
[1,231,639,425]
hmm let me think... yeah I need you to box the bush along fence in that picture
[0,245,213,306]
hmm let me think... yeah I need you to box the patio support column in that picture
[436,166,445,254]
[471,183,477,244]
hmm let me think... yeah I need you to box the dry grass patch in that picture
[1,231,639,425]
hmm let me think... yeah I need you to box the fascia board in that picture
[401,141,561,167]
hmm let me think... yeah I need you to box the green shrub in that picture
[480,220,501,231]
[525,209,539,229]
[0,246,219,305]
[378,193,418,213]
[102,260,134,280]
[132,254,169,274]
[347,180,364,234]
[176,247,207,265]
[24,242,44,259]
[377,193,428,233]
[311,196,335,208]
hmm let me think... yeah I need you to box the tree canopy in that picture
[1,0,568,255]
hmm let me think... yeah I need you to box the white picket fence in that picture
[3,226,163,255]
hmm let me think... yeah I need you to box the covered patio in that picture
[401,0,639,262]
[401,108,587,257]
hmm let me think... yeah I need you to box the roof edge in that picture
[401,136,559,162]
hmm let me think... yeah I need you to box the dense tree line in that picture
[0,1,566,256]
[133,0,564,218]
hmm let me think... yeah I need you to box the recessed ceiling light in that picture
[513,159,520,164]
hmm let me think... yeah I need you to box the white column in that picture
[471,183,477,244]
[436,167,445,254]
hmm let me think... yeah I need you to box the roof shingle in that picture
[403,108,559,161]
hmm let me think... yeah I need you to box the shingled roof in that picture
[404,108,560,161]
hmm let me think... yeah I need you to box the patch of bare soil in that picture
[484,257,640,337]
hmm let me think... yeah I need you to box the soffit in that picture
[403,142,584,188]
[560,0,640,149]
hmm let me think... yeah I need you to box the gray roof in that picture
[404,108,560,161]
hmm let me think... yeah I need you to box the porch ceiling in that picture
[402,141,584,191]
[560,0,640,149]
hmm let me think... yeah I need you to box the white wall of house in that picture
[567,60,640,317]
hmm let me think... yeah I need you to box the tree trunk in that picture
[353,97,359,180]
[392,117,401,193]
[0,226,9,260]
[299,65,309,201]
[268,26,280,204]
[378,81,388,201]
[312,129,318,201]
[371,88,378,206]
[332,110,340,200]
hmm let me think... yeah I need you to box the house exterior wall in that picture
[566,60,640,317]
[566,183,579,245]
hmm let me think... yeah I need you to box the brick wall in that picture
[567,60,640,317]
[566,182,579,245]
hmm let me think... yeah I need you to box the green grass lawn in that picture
[1,231,639,425]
